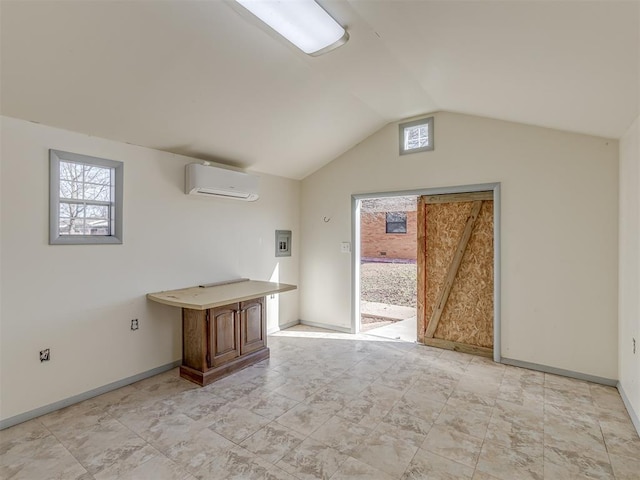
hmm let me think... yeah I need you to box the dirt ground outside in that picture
[360,262,417,331]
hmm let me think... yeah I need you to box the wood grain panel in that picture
[210,305,240,366]
[423,338,493,358]
[419,195,494,354]
[417,195,427,343]
[240,298,265,355]
[425,201,482,339]
[434,201,494,347]
[423,191,493,204]
[423,201,469,333]
[182,309,208,371]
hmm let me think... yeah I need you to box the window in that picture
[399,117,434,155]
[49,149,123,245]
[386,212,407,234]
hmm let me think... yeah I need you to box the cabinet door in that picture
[209,305,240,367]
[240,298,265,355]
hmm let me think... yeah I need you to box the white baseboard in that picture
[0,360,181,430]
[269,319,351,334]
[267,319,300,334]
[500,357,617,386]
[299,319,352,333]
[617,381,640,437]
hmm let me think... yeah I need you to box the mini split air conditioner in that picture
[185,163,259,201]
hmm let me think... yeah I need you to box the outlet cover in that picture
[340,242,351,253]
[40,349,50,362]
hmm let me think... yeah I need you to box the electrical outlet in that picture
[131,319,139,331]
[340,242,351,253]
[40,349,50,362]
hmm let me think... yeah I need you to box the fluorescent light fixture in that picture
[235,0,349,56]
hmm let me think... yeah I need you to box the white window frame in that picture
[49,149,123,245]
[399,117,434,155]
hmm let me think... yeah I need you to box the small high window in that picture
[49,149,123,245]
[399,117,434,155]
[386,212,407,234]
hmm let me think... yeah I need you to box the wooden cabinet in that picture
[147,280,296,387]
[180,298,268,386]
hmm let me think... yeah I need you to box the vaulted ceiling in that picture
[1,1,638,179]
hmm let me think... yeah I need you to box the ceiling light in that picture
[234,0,349,56]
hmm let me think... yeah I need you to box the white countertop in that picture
[147,279,297,310]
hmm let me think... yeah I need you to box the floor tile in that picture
[274,377,330,402]
[207,405,271,443]
[91,444,160,479]
[455,374,501,400]
[170,388,229,421]
[543,448,614,480]
[608,452,640,480]
[310,415,372,455]
[2,327,639,480]
[599,419,640,459]
[275,402,335,436]
[0,433,89,480]
[471,472,501,480]
[402,448,474,479]
[193,445,295,480]
[380,404,434,444]
[485,400,543,457]
[0,418,50,451]
[305,388,351,414]
[133,368,198,397]
[421,424,483,468]
[476,441,543,480]
[235,390,300,420]
[321,374,374,397]
[241,423,306,463]
[336,396,390,427]
[396,388,446,423]
[434,397,493,439]
[351,424,419,477]
[408,377,456,404]
[151,417,234,471]
[277,437,348,480]
[329,456,395,479]
[94,446,195,480]
[61,423,148,475]
[544,412,607,455]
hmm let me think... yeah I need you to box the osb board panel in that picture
[424,201,494,348]
[417,196,427,343]
[424,202,470,328]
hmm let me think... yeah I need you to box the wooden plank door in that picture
[417,191,494,357]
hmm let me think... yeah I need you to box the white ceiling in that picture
[1,1,638,179]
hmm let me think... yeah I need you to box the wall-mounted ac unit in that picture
[185,163,259,201]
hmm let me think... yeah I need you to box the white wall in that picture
[300,111,619,380]
[0,116,300,422]
[619,114,640,428]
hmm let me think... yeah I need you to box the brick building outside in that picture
[361,196,417,261]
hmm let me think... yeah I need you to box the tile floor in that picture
[2,325,639,479]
